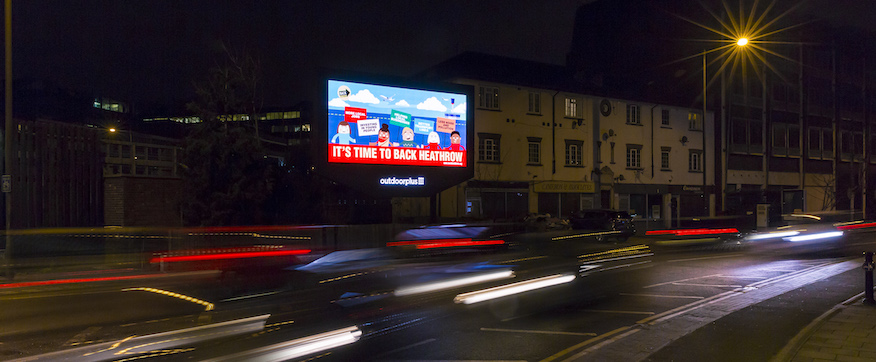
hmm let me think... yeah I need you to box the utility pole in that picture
[4,0,12,279]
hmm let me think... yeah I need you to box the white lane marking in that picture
[579,309,655,315]
[619,293,705,299]
[481,328,597,336]
[666,254,743,263]
[670,283,744,288]
[726,276,769,279]
[374,338,437,358]
[643,274,722,288]
[221,291,280,302]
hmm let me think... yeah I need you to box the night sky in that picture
[6,0,875,114]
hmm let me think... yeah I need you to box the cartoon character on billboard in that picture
[370,123,398,147]
[331,121,356,145]
[400,127,417,148]
[424,131,441,150]
[445,130,465,151]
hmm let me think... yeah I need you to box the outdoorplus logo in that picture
[379,177,425,187]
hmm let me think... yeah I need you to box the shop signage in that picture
[534,181,595,193]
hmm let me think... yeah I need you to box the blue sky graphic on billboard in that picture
[328,79,468,167]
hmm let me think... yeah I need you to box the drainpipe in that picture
[552,91,560,175]
[650,104,658,179]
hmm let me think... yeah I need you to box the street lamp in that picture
[710,38,749,216]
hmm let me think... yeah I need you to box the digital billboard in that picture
[327,79,468,167]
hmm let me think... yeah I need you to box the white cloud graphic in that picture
[328,98,349,107]
[349,89,380,104]
[451,102,467,114]
[394,100,411,107]
[417,97,448,112]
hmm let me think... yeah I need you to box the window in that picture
[478,86,500,110]
[808,127,833,159]
[528,92,541,114]
[688,112,702,131]
[730,117,764,154]
[661,109,670,126]
[626,104,640,125]
[689,149,703,172]
[661,147,671,170]
[626,144,642,169]
[527,137,541,164]
[565,139,583,166]
[772,123,801,157]
[565,97,578,118]
[478,133,501,162]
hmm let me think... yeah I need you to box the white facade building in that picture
[429,53,715,228]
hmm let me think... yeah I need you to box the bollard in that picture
[865,252,875,305]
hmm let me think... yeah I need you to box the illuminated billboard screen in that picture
[327,79,468,167]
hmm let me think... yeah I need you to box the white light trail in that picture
[453,274,576,305]
[395,270,515,296]
[786,231,843,242]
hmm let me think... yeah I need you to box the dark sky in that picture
[7,0,875,114]
[10,0,595,112]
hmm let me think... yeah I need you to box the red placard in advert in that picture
[344,107,367,123]
[329,145,466,167]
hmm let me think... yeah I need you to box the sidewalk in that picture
[775,292,876,362]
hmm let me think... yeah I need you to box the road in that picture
[1,229,874,361]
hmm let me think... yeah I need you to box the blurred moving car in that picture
[568,209,636,242]
[745,213,848,253]
[524,213,571,232]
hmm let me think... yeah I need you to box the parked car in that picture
[568,209,636,242]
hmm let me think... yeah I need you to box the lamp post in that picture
[4,0,12,279]
[713,38,749,216]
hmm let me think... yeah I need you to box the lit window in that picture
[689,112,702,131]
[565,98,578,118]
[478,86,500,110]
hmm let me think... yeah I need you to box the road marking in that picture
[65,326,101,346]
[540,326,632,362]
[221,291,280,302]
[481,328,597,336]
[543,258,860,361]
[666,254,743,263]
[619,293,705,299]
[670,282,744,288]
[560,328,641,362]
[579,309,655,315]
[374,338,436,358]
[643,274,722,288]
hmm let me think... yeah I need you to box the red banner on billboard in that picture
[329,145,466,167]
[344,107,367,123]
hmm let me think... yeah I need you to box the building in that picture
[568,0,876,224]
[424,53,715,228]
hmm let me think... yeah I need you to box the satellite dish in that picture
[608,129,615,137]
[602,133,609,141]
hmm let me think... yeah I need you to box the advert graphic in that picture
[328,80,468,167]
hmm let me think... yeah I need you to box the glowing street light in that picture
[736,37,749,46]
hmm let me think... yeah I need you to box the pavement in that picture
[774,292,876,362]
[3,244,876,361]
